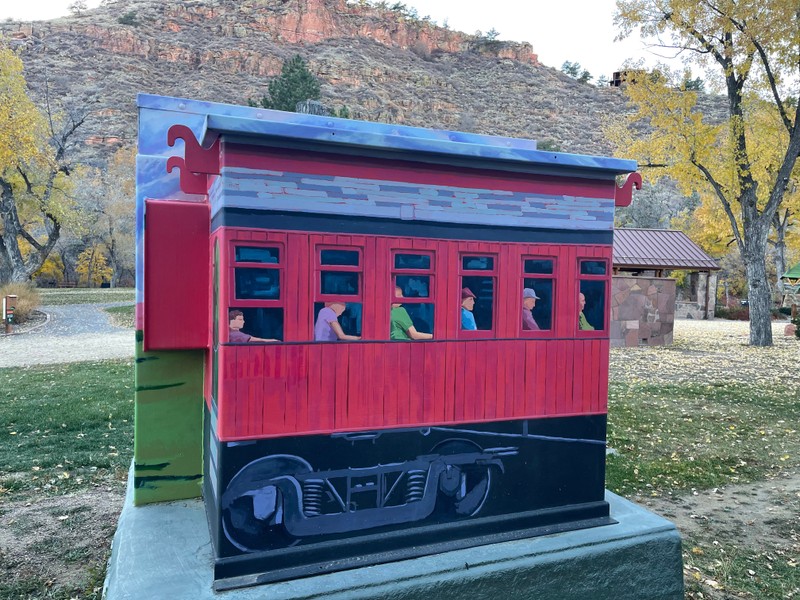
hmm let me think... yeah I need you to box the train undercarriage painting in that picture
[207,415,612,581]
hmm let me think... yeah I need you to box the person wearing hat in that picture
[461,287,478,330]
[522,288,541,331]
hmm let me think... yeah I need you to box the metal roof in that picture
[613,228,720,271]
[137,94,638,179]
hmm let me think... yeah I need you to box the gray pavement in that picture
[0,303,135,367]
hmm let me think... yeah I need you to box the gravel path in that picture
[0,303,135,368]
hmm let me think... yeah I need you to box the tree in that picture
[0,46,86,284]
[68,1,88,16]
[561,61,592,84]
[613,1,800,346]
[616,179,698,229]
[250,55,321,113]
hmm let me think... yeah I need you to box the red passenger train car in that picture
[142,97,640,588]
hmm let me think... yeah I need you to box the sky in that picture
[0,0,682,80]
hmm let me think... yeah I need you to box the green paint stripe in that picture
[135,382,186,392]
[135,462,170,471]
[134,474,202,488]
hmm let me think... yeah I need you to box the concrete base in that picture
[104,473,684,600]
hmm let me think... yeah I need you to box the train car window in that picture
[580,260,607,275]
[230,242,285,342]
[321,249,360,266]
[460,254,496,334]
[391,251,435,339]
[230,307,284,341]
[313,302,362,337]
[395,254,431,270]
[524,259,553,274]
[235,268,280,300]
[577,259,608,332]
[462,256,494,271]
[235,246,280,264]
[522,257,555,332]
[395,275,430,298]
[321,271,360,295]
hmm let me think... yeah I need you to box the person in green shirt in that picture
[578,292,595,331]
[391,285,433,341]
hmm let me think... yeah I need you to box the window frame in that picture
[576,257,610,337]
[227,240,285,342]
[390,249,436,340]
[519,255,557,337]
[315,244,364,303]
[458,252,497,339]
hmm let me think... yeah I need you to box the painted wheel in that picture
[432,439,492,518]
[221,455,311,553]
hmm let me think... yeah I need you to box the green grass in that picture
[103,304,135,328]
[0,360,134,498]
[38,288,135,306]
[606,380,800,497]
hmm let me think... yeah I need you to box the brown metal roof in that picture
[613,228,720,271]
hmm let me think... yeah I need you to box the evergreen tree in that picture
[251,55,321,113]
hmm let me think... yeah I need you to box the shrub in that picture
[715,306,749,321]
[0,282,40,323]
[118,11,139,25]
[792,313,800,340]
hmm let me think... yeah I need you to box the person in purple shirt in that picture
[314,302,361,342]
[522,288,541,331]
[228,309,275,342]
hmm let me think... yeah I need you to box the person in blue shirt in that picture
[461,287,478,330]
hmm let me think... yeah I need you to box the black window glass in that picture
[523,279,553,330]
[235,246,279,264]
[320,249,360,266]
[313,302,362,336]
[321,271,360,295]
[580,260,607,275]
[579,280,606,331]
[461,275,494,330]
[394,254,431,270]
[395,275,430,298]
[403,303,434,335]
[524,259,553,274]
[235,268,280,300]
[462,256,494,271]
[233,307,284,341]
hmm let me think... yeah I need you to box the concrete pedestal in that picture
[104,476,684,600]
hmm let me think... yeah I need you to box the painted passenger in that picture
[391,286,433,340]
[228,310,275,342]
[578,293,595,331]
[460,287,478,330]
[522,287,541,331]
[314,301,361,341]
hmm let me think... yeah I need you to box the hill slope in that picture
[2,0,633,163]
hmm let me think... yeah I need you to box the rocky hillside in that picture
[2,0,636,165]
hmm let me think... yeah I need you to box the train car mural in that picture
[135,94,641,589]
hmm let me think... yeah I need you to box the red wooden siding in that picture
[215,226,613,441]
[143,200,210,350]
[216,339,609,441]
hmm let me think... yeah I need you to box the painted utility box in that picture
[135,94,641,589]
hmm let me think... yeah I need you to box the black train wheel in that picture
[432,439,492,518]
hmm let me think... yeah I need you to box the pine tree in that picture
[251,55,321,113]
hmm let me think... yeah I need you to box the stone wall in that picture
[675,272,717,320]
[610,276,676,348]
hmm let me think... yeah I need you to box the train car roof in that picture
[138,94,637,179]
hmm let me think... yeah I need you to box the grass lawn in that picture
[38,288,135,306]
[0,360,133,600]
[103,305,135,329]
